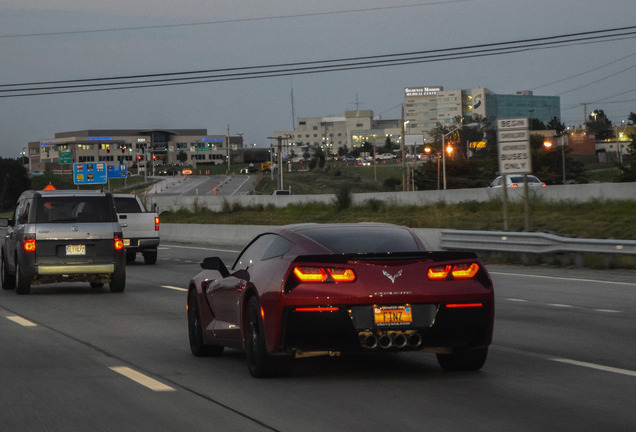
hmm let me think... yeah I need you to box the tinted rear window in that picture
[36,196,114,223]
[299,226,421,253]
[114,197,142,213]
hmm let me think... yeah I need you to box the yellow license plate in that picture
[66,244,86,256]
[374,305,412,326]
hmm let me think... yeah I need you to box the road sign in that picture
[73,162,107,185]
[107,164,127,178]
[59,151,72,164]
[496,118,531,175]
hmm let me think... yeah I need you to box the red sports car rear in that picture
[187,223,494,378]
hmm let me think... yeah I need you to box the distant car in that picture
[489,175,546,188]
[240,165,259,174]
[342,156,356,163]
[0,190,126,294]
[272,190,293,195]
[158,168,179,176]
[375,153,395,160]
[187,223,494,377]
[29,171,44,177]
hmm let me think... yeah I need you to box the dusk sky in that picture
[1,0,635,157]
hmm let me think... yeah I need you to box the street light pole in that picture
[441,122,478,190]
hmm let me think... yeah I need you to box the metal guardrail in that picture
[440,229,636,256]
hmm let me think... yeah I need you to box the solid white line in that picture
[110,366,175,392]
[551,358,636,377]
[6,315,37,327]
[489,271,636,287]
[162,285,187,292]
[160,244,240,253]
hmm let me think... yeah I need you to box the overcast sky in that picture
[1,0,635,158]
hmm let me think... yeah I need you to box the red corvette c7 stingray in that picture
[187,223,494,378]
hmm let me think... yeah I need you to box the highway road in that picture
[147,174,256,196]
[1,241,635,431]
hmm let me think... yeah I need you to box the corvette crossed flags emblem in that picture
[382,269,403,283]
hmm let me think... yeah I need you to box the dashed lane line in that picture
[6,315,37,327]
[110,366,176,392]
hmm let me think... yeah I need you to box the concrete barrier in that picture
[145,182,636,213]
[160,224,444,249]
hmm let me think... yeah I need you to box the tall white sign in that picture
[497,118,531,175]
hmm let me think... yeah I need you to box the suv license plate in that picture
[374,305,412,326]
[66,244,86,256]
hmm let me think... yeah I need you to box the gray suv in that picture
[1,190,126,294]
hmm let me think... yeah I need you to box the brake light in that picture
[445,303,483,308]
[293,266,327,282]
[295,306,339,312]
[451,263,480,279]
[114,237,125,251]
[510,184,519,188]
[427,263,480,280]
[292,266,356,283]
[23,237,36,252]
[155,217,160,231]
[427,264,451,280]
[327,268,356,282]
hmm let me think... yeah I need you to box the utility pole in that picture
[267,136,287,190]
[401,105,406,191]
[226,125,231,174]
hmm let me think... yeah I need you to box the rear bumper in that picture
[37,264,115,275]
[281,303,493,353]
[124,238,160,251]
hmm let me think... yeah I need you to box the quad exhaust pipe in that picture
[359,331,422,350]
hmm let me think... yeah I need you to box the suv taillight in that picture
[23,235,36,252]
[154,217,160,231]
[114,232,125,251]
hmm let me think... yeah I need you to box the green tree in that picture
[617,132,636,181]
[176,150,188,163]
[547,117,566,135]
[585,110,614,140]
[628,112,636,125]
[0,158,30,211]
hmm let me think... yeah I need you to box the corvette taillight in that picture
[427,263,480,280]
[292,266,356,283]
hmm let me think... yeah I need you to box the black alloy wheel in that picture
[245,296,292,378]
[188,289,223,357]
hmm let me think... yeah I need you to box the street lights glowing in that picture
[441,122,478,190]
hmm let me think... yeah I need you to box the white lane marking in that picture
[160,244,240,253]
[504,298,621,313]
[6,315,37,327]
[162,285,187,292]
[110,366,175,392]
[551,358,636,378]
[489,271,636,287]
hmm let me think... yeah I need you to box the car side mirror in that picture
[200,257,229,278]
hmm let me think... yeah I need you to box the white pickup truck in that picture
[113,194,160,264]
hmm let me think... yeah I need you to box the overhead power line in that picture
[2,25,636,98]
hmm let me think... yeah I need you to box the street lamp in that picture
[441,122,478,190]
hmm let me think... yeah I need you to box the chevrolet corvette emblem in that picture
[382,270,403,283]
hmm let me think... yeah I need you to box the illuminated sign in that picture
[202,138,224,142]
[89,137,113,141]
[405,86,443,97]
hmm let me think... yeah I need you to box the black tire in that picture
[245,296,292,378]
[437,347,488,371]
[109,267,126,293]
[143,250,157,265]
[1,251,15,290]
[188,289,224,357]
[126,252,136,264]
[15,261,31,295]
